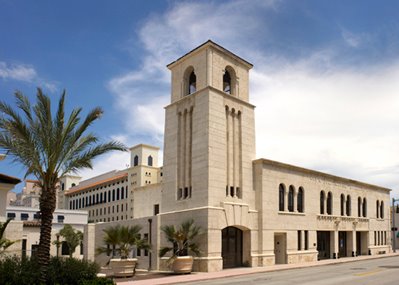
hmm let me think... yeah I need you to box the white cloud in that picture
[252,61,399,197]
[0,61,57,92]
[0,62,37,82]
[341,28,372,49]
[89,1,399,198]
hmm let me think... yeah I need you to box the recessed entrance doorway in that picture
[222,227,243,268]
[274,233,287,264]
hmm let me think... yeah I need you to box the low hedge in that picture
[0,256,114,285]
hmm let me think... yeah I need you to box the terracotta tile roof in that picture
[0,173,21,185]
[65,173,128,196]
[23,221,41,227]
[26,179,40,183]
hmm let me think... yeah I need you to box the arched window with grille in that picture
[327,192,333,215]
[340,194,345,216]
[346,195,351,216]
[320,191,325,214]
[297,187,304,213]
[279,184,285,211]
[288,185,295,212]
[188,71,196,94]
[376,200,380,218]
[223,70,231,94]
[362,198,367,217]
[148,155,153,166]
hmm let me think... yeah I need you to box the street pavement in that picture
[117,253,399,285]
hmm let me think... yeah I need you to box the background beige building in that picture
[73,41,393,271]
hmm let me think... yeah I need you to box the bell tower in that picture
[161,40,256,212]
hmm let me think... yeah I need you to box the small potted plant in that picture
[159,219,202,274]
[97,224,150,277]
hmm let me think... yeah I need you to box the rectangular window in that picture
[21,213,29,221]
[297,230,301,250]
[7,212,16,220]
[22,239,27,259]
[57,215,65,223]
[304,231,309,250]
[154,204,160,215]
[61,241,70,256]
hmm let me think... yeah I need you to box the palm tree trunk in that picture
[38,185,56,283]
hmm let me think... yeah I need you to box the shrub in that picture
[0,255,41,285]
[0,256,101,285]
[47,257,99,285]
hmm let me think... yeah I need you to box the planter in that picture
[109,258,138,277]
[172,256,194,274]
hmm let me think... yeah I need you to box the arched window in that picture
[320,191,325,214]
[327,192,333,215]
[376,200,380,218]
[223,70,231,94]
[380,201,384,219]
[121,187,124,200]
[148,155,153,166]
[297,187,304,213]
[362,198,367,217]
[112,189,115,202]
[71,183,76,187]
[278,184,285,211]
[288,185,294,212]
[116,188,120,200]
[340,194,345,216]
[358,197,362,217]
[346,195,351,216]
[134,155,139,166]
[189,71,196,94]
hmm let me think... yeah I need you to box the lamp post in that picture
[392,198,399,253]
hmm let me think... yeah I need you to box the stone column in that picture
[333,228,339,258]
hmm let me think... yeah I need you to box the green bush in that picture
[0,256,102,285]
[0,255,41,285]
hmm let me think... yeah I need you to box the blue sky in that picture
[1,0,399,197]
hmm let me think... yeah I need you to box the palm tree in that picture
[0,219,17,254]
[0,89,127,281]
[159,219,201,260]
[97,225,150,259]
[59,224,83,258]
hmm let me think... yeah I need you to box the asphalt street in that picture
[180,256,399,285]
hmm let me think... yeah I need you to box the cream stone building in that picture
[77,41,391,271]
[64,144,162,223]
[5,206,87,259]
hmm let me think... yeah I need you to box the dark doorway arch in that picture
[222,227,243,268]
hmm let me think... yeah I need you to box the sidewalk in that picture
[116,253,399,285]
